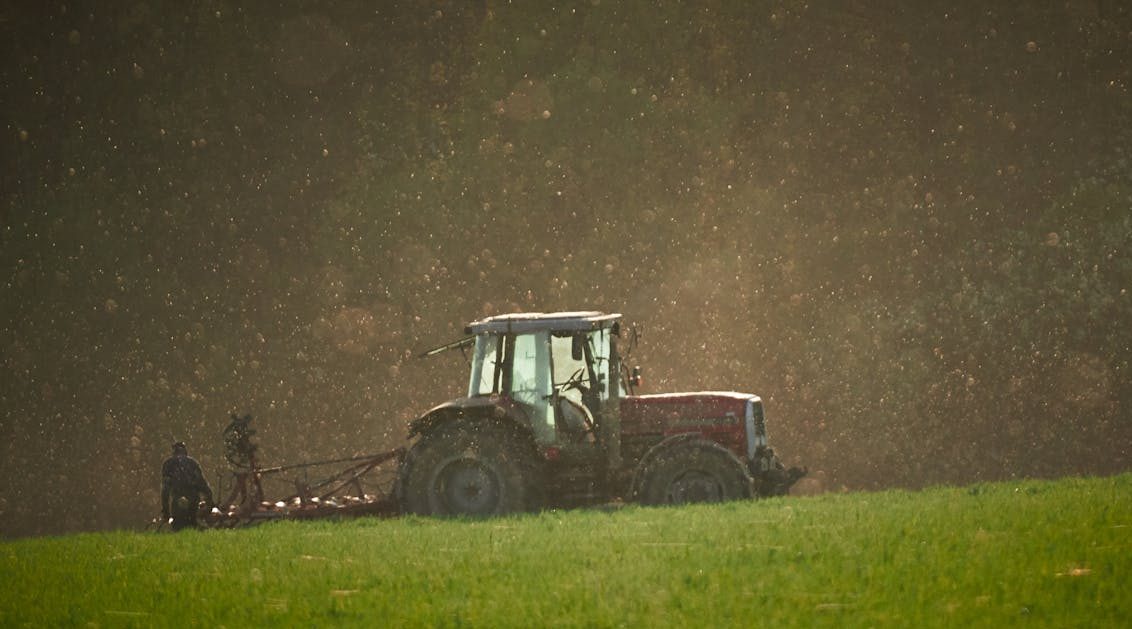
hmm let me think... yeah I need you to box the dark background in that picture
[2,1,1130,537]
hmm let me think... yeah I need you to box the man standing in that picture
[161,441,214,531]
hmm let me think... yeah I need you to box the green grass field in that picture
[1,474,1128,628]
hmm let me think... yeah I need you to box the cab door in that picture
[506,331,554,444]
[550,332,596,443]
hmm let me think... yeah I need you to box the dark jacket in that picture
[161,453,213,524]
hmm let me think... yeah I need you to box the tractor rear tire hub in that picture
[433,457,503,515]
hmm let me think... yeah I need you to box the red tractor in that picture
[397,311,804,515]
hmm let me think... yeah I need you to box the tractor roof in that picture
[465,311,622,335]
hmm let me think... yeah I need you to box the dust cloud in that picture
[2,2,1130,537]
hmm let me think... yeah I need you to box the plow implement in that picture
[202,448,405,528]
[170,415,405,529]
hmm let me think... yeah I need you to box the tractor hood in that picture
[621,391,759,433]
[620,392,762,458]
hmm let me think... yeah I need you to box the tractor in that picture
[396,311,804,515]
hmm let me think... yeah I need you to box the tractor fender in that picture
[629,433,752,499]
[407,395,533,441]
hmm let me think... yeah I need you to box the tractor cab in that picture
[463,312,623,448]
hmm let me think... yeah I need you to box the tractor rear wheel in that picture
[636,440,753,506]
[398,421,542,516]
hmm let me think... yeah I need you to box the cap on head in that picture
[172,441,188,454]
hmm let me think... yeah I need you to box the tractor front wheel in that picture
[398,421,542,516]
[636,440,753,506]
